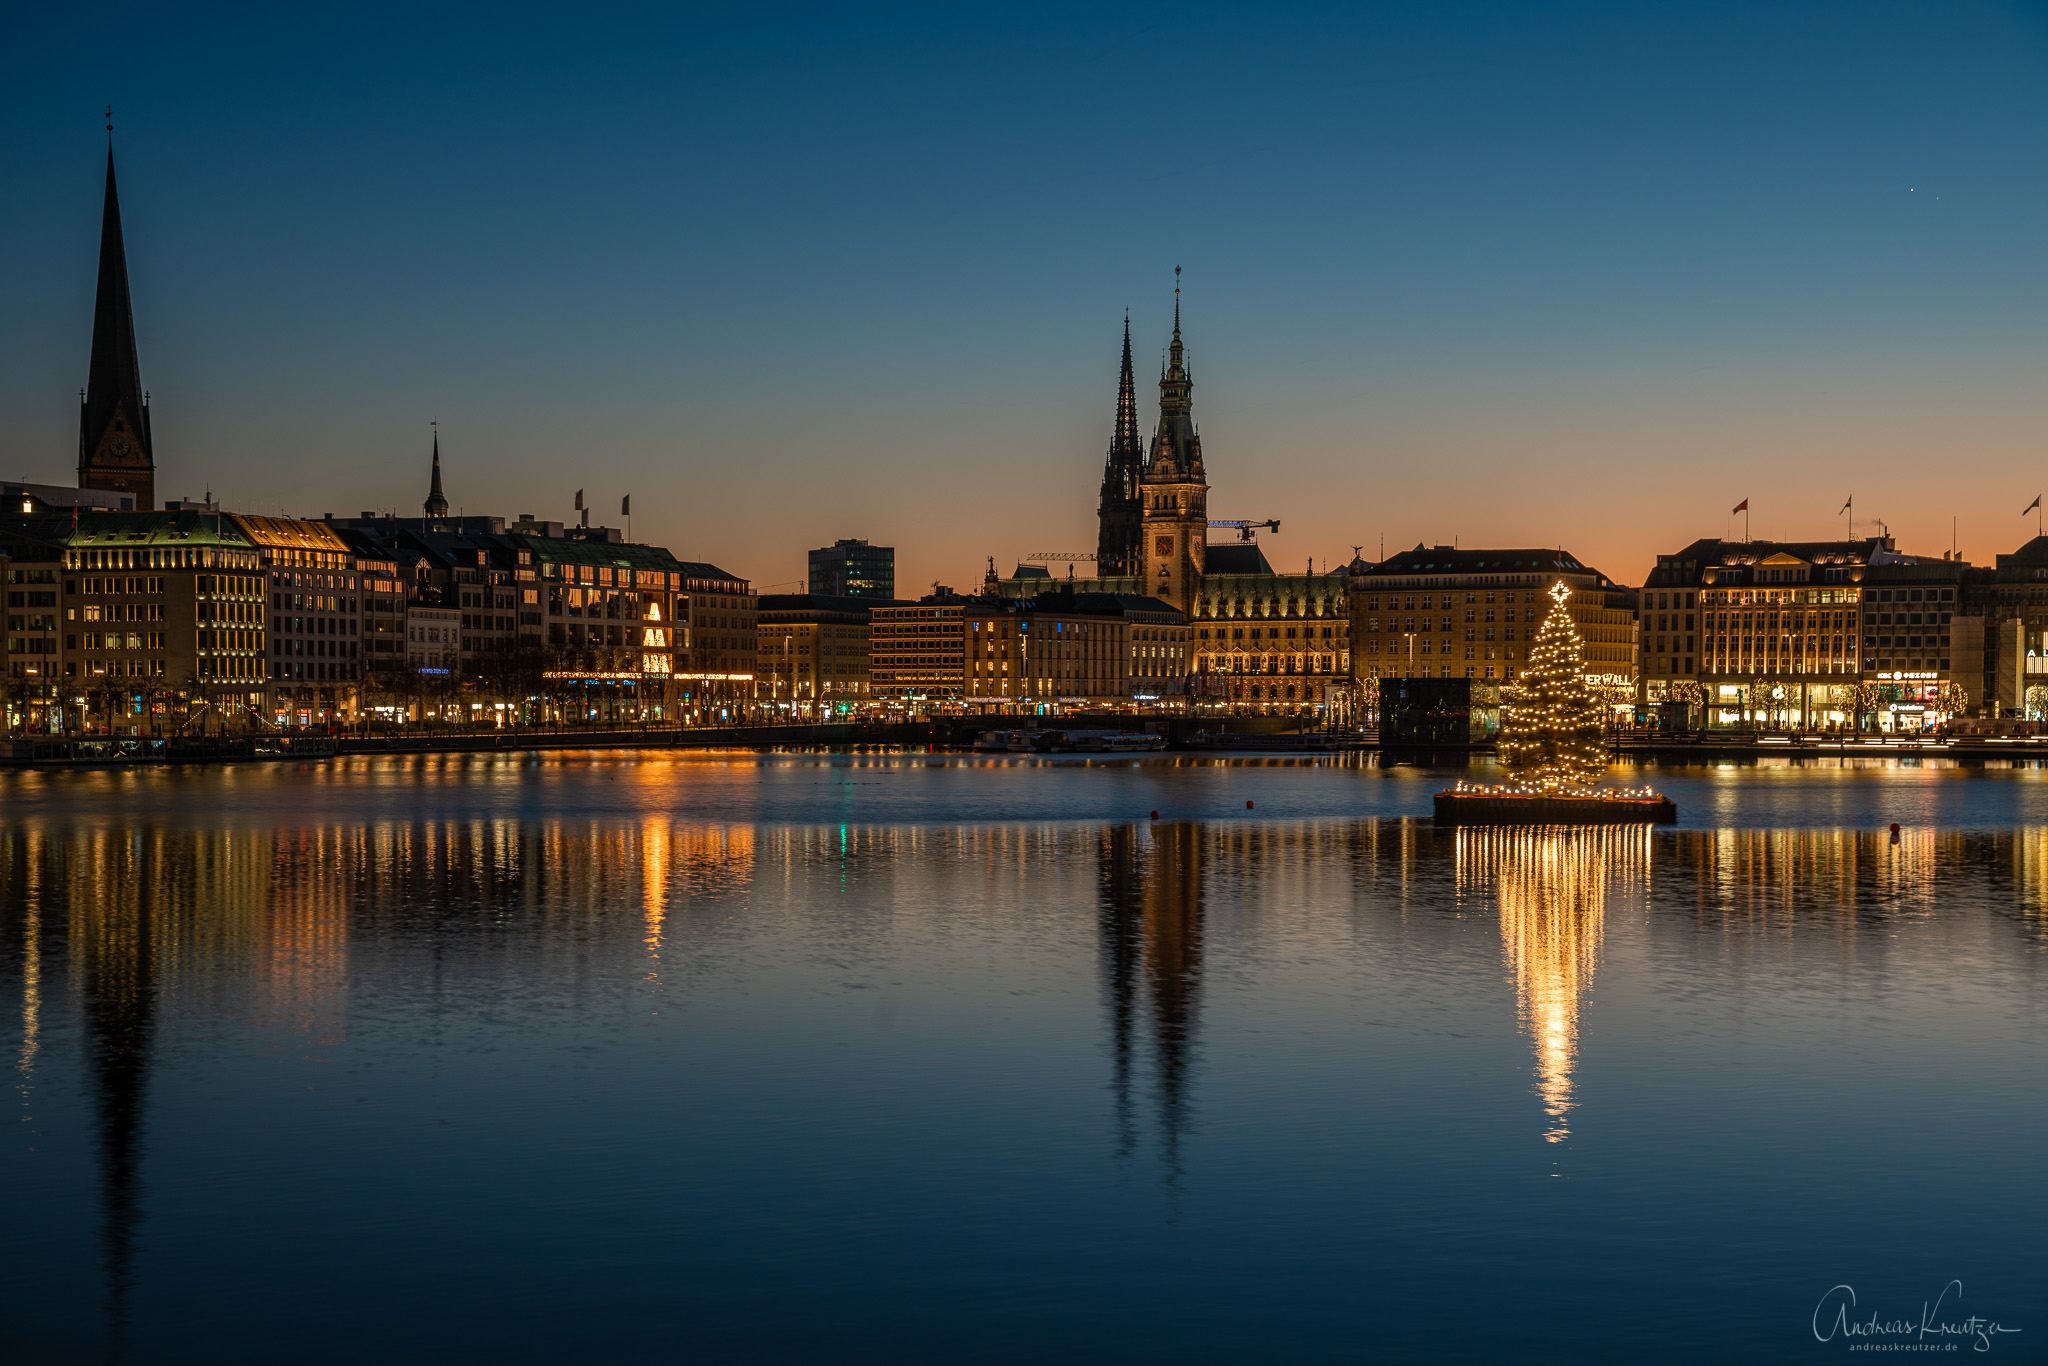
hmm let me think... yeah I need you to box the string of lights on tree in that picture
[1493,581,1612,793]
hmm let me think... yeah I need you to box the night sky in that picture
[2,3,2044,592]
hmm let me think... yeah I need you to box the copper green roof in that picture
[2,509,254,547]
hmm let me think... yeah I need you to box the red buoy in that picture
[1150,810,1159,820]
[1246,800,1254,810]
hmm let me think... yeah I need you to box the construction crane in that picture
[1022,552,1097,562]
[1208,518,1280,542]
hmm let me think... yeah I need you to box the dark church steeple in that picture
[79,141,156,510]
[423,427,449,519]
[1095,314,1146,577]
[1139,268,1207,609]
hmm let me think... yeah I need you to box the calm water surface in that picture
[2,753,2044,1363]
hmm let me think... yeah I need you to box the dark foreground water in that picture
[2,753,2044,1364]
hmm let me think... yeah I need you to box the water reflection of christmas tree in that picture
[1458,826,1647,1143]
[1497,581,1609,793]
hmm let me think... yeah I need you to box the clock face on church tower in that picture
[1155,536,1174,557]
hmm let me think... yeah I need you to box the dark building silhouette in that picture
[1095,317,1145,577]
[807,539,894,599]
[1097,820,1204,1176]
[77,853,157,1355]
[422,430,449,520]
[78,148,156,511]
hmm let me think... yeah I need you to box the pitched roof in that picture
[228,514,351,552]
[1361,545,1600,577]
[1203,543,1275,576]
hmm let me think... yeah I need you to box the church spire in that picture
[1115,312,1138,454]
[423,425,449,519]
[1166,265,1186,383]
[1096,314,1147,577]
[79,141,156,510]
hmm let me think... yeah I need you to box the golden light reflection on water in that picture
[7,804,2048,1339]
[1458,827,1648,1143]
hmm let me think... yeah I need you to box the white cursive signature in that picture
[1813,1281,2023,1352]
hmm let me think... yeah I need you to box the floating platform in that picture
[1434,788,1677,826]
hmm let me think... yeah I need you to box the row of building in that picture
[13,143,2048,735]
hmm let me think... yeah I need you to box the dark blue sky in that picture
[3,3,2044,588]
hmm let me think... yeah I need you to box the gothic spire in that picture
[1114,313,1139,456]
[1145,268,1202,483]
[423,427,449,519]
[79,144,155,508]
[1166,264,1185,382]
[1096,315,1147,577]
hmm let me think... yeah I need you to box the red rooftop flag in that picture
[1732,498,1749,514]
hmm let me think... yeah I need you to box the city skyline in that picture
[3,4,2045,593]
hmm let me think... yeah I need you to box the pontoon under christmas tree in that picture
[1435,581,1676,826]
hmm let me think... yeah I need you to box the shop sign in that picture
[1876,671,1938,681]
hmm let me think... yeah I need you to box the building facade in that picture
[232,515,362,725]
[0,511,268,732]
[807,539,894,599]
[756,594,875,715]
[1191,546,1351,712]
[1635,536,1982,730]
[673,561,754,719]
[872,596,971,702]
[1349,546,1635,713]
[1977,537,2048,719]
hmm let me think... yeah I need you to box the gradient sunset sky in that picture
[3,3,2045,593]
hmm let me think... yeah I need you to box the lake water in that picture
[2,753,2044,1363]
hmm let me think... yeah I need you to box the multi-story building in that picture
[673,561,755,718]
[1348,546,1634,702]
[405,605,460,687]
[873,593,971,703]
[874,589,1187,712]
[2,524,68,731]
[807,539,894,599]
[1637,535,1976,730]
[232,515,362,726]
[756,594,875,716]
[354,545,407,694]
[1190,544,1351,712]
[1974,536,2048,719]
[973,592,1188,710]
[7,511,268,731]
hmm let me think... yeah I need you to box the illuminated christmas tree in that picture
[1497,581,1609,791]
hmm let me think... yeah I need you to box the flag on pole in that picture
[574,489,584,511]
[1732,498,1748,514]
[1839,497,1851,514]
[621,494,631,516]
[2025,496,2041,515]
